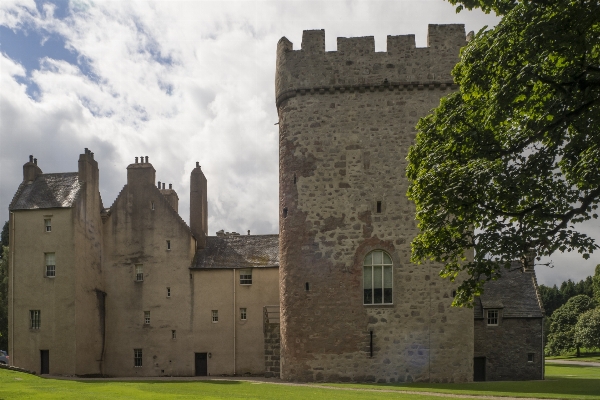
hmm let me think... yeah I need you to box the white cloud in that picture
[2,0,596,284]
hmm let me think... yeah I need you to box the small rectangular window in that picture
[240,308,247,320]
[135,264,143,282]
[487,309,499,326]
[376,201,382,213]
[30,310,41,329]
[151,202,155,210]
[44,219,51,232]
[528,353,534,363]
[172,330,176,339]
[167,287,171,297]
[166,240,171,250]
[239,269,252,285]
[45,253,56,277]
[144,311,150,325]
[212,310,218,323]
[134,349,143,367]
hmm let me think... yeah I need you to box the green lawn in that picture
[546,350,600,363]
[0,364,598,399]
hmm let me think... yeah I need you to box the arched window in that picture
[363,250,393,305]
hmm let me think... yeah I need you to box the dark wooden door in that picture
[195,353,207,376]
[40,350,49,374]
[473,357,486,381]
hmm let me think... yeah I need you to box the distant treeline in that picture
[539,276,596,317]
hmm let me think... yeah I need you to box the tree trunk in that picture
[576,345,580,358]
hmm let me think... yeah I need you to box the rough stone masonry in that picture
[276,25,474,383]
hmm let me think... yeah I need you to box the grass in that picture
[0,364,598,399]
[546,350,600,363]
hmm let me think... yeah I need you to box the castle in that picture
[8,25,544,382]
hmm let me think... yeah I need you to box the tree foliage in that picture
[575,307,600,350]
[545,295,596,356]
[593,264,600,304]
[539,275,596,317]
[407,0,600,306]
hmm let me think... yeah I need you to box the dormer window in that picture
[44,219,51,232]
[487,309,499,326]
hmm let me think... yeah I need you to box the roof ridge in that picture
[151,184,193,235]
[104,184,128,218]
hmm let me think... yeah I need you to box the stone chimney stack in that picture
[23,154,43,183]
[190,162,207,249]
[78,148,99,184]
[160,183,179,213]
[127,156,156,187]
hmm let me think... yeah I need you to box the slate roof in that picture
[474,262,544,319]
[192,234,279,269]
[10,173,81,210]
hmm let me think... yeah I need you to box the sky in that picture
[1,0,598,287]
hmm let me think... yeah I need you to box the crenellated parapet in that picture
[275,25,465,107]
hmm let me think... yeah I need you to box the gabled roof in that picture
[10,173,81,210]
[474,262,544,319]
[192,234,279,269]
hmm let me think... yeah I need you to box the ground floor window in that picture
[363,250,393,305]
[134,349,142,367]
[528,353,535,362]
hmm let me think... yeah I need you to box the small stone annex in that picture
[7,25,544,382]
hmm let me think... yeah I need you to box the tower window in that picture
[45,253,56,278]
[167,287,171,297]
[240,308,247,320]
[144,311,150,325]
[376,201,382,213]
[166,240,171,250]
[305,282,310,291]
[363,250,393,305]
[30,310,41,329]
[283,207,288,218]
[44,219,51,232]
[172,330,177,339]
[134,349,143,367]
[212,310,219,322]
[135,264,144,282]
[151,202,155,210]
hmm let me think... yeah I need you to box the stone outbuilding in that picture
[473,263,545,381]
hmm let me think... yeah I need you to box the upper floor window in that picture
[45,253,55,278]
[167,287,171,297]
[135,264,144,282]
[363,250,393,305]
[44,219,51,232]
[239,269,252,285]
[240,308,247,320]
[166,240,171,250]
[30,310,41,329]
[487,309,499,326]
[212,310,219,323]
[144,311,150,325]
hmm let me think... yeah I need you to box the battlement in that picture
[275,25,465,106]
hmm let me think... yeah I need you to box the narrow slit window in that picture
[376,201,382,213]
[151,202,155,210]
[293,173,297,184]
[44,219,51,232]
[166,240,171,250]
[135,264,143,282]
[305,282,310,291]
[172,330,176,339]
[167,287,171,297]
[283,207,288,218]
[240,308,247,320]
[45,253,56,277]
[144,311,150,325]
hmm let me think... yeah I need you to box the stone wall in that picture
[474,317,544,381]
[276,27,473,383]
[263,306,281,378]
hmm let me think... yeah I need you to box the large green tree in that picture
[546,294,596,356]
[407,0,600,305]
[575,307,600,350]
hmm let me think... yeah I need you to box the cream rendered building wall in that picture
[192,267,279,375]
[9,208,77,375]
[102,163,196,377]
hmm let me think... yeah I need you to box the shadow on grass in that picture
[78,379,242,385]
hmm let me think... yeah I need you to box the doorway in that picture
[195,352,207,376]
[40,350,49,374]
[473,356,486,381]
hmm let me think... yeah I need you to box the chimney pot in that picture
[158,181,161,189]
[29,155,33,163]
[85,148,89,154]
[196,162,199,168]
[91,152,94,159]
[145,156,149,163]
[135,157,138,163]
[34,158,37,165]
[162,183,165,190]
[169,183,172,189]
[247,230,250,235]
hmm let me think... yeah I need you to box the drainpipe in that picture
[233,269,236,375]
[10,212,14,365]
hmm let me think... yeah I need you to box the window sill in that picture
[363,303,394,308]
